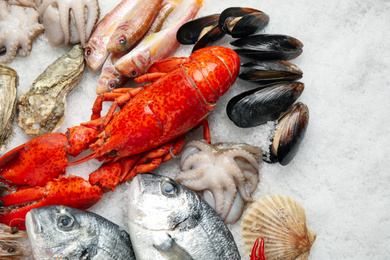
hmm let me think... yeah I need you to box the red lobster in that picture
[0,46,240,228]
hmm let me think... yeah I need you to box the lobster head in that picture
[188,46,240,104]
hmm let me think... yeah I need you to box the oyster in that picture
[17,44,85,137]
[0,65,18,152]
[242,194,316,260]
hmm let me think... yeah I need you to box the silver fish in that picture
[0,65,18,152]
[26,205,136,260]
[127,173,241,260]
[17,44,85,137]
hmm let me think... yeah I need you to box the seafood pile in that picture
[87,0,204,94]
[0,1,315,259]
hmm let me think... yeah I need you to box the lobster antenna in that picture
[67,152,98,167]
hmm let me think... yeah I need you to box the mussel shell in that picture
[239,60,303,83]
[226,82,304,128]
[270,102,309,166]
[176,14,220,44]
[219,7,269,38]
[231,34,303,60]
[192,25,225,52]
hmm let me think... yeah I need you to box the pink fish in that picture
[95,1,177,94]
[115,0,204,78]
[106,0,163,54]
[84,0,140,71]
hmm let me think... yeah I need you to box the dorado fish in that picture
[127,173,241,260]
[115,0,203,78]
[26,205,136,260]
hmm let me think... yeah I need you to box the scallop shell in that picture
[242,194,316,260]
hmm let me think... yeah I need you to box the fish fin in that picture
[153,232,194,260]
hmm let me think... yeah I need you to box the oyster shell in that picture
[17,44,85,137]
[242,194,316,260]
[0,65,18,152]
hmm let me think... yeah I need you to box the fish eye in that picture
[118,36,126,45]
[161,181,178,197]
[58,215,74,231]
[108,80,117,90]
[85,47,91,57]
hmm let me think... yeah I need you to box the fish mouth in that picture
[26,211,42,235]
[128,174,142,198]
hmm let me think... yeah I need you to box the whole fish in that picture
[127,173,241,260]
[26,205,136,260]
[96,0,177,94]
[106,0,163,54]
[115,0,203,78]
[84,0,140,71]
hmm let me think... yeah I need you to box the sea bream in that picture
[127,173,241,260]
[26,205,136,260]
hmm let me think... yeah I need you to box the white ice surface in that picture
[3,0,390,259]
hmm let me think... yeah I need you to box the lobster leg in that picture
[91,87,145,120]
[134,56,190,84]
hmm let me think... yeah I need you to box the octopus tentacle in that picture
[176,140,262,224]
[0,2,43,63]
[38,0,99,46]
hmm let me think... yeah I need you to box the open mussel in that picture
[226,82,304,128]
[231,34,303,60]
[239,60,303,84]
[269,102,309,165]
[176,14,226,53]
[219,7,269,38]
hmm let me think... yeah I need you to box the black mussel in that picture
[239,60,303,83]
[226,82,304,128]
[219,7,269,38]
[192,25,225,52]
[269,102,309,165]
[177,14,220,44]
[231,34,303,60]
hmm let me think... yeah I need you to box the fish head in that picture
[26,205,97,259]
[85,36,109,71]
[115,50,149,78]
[127,173,202,231]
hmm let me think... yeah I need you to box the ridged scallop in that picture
[242,194,316,260]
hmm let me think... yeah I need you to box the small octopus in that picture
[0,1,44,63]
[38,0,100,46]
[175,140,262,224]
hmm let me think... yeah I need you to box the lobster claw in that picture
[0,133,69,187]
[250,238,266,260]
[0,175,103,229]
